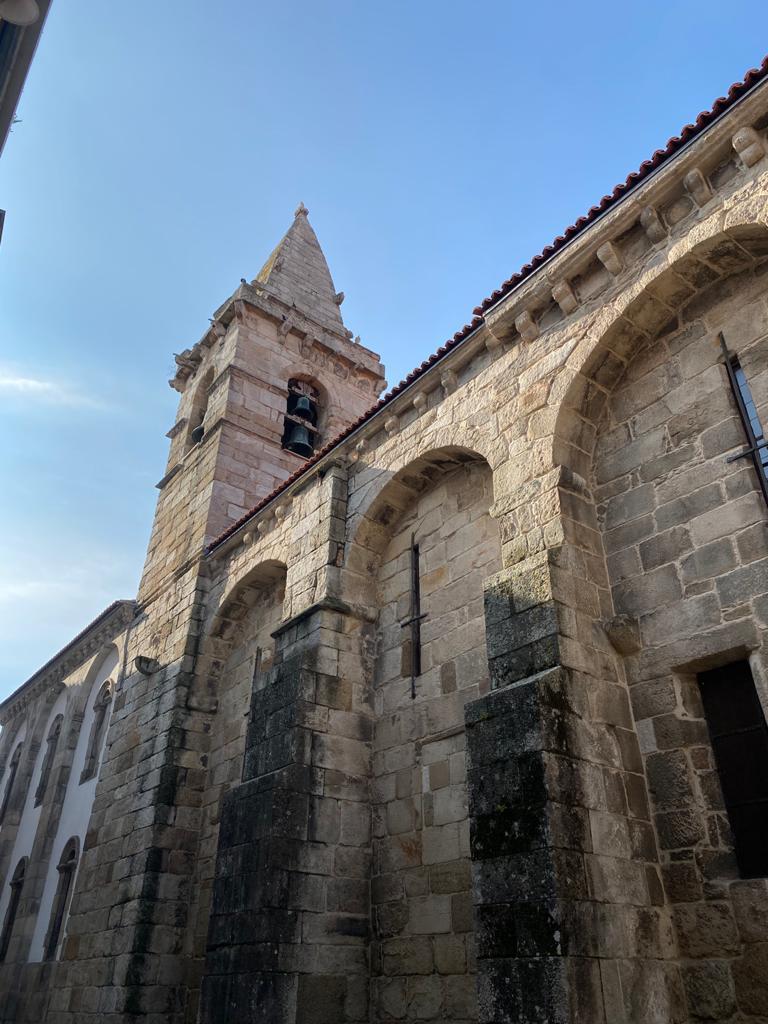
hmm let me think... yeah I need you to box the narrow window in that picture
[720,334,768,507]
[35,715,62,807]
[0,744,23,825]
[399,535,427,699]
[44,839,79,961]
[282,379,319,458]
[79,682,112,784]
[698,660,768,878]
[187,367,214,450]
[731,359,768,470]
[0,858,26,962]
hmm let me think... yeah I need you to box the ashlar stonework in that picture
[3,63,768,1024]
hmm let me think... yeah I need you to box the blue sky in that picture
[0,1,767,698]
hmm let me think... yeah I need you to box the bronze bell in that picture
[292,394,317,424]
[285,422,314,458]
[190,424,205,445]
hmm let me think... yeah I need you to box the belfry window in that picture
[0,744,22,826]
[187,367,214,451]
[79,681,113,784]
[282,379,319,458]
[698,660,768,878]
[43,839,79,961]
[35,715,62,807]
[0,858,26,962]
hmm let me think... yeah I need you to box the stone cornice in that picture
[170,282,384,394]
[0,601,136,726]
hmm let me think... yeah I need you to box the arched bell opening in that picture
[281,376,326,459]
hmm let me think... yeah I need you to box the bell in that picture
[190,424,205,445]
[285,422,314,458]
[292,394,317,424]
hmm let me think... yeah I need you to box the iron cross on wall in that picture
[399,533,427,699]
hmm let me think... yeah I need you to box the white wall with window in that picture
[0,689,67,932]
[28,647,118,962]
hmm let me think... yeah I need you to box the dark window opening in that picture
[699,659,768,878]
[731,357,768,470]
[720,334,768,509]
[282,379,319,459]
[44,839,79,961]
[399,535,427,699]
[0,744,22,826]
[186,367,214,451]
[35,715,62,807]
[79,682,113,784]
[0,858,26,963]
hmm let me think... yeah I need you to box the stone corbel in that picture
[278,314,296,340]
[134,656,161,676]
[174,349,201,374]
[483,302,517,348]
[683,167,713,207]
[412,392,427,414]
[348,438,367,465]
[732,126,766,167]
[551,280,578,315]
[604,614,641,656]
[274,503,290,524]
[257,515,273,538]
[640,206,667,244]
[515,310,539,343]
[441,369,458,396]
[385,415,399,437]
[597,241,623,276]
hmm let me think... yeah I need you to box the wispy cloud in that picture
[0,578,73,604]
[0,371,106,410]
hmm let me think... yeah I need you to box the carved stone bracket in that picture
[597,241,623,276]
[515,310,540,343]
[441,369,458,396]
[640,205,667,244]
[551,280,578,315]
[683,167,714,207]
[733,126,766,167]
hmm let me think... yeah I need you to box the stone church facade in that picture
[3,57,768,1024]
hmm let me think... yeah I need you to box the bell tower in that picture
[138,205,386,602]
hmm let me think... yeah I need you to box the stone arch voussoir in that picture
[344,445,494,611]
[194,560,288,708]
[552,215,768,478]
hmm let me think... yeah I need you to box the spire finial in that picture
[294,201,309,218]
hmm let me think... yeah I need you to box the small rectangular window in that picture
[698,660,768,878]
[731,358,768,470]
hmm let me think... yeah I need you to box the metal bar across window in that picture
[719,332,768,509]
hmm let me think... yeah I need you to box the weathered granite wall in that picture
[369,459,501,1023]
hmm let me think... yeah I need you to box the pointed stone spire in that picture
[253,204,346,335]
